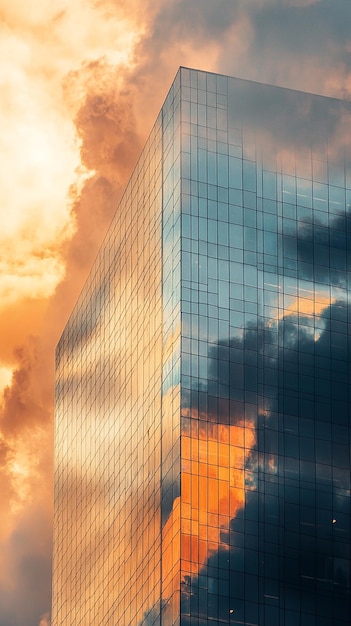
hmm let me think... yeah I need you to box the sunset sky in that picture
[1,1,351,624]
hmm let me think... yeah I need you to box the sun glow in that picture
[0,0,143,314]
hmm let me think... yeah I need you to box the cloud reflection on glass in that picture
[159,69,351,626]
[55,68,350,626]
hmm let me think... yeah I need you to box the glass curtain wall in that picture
[54,67,351,626]
[175,68,351,626]
[53,113,164,625]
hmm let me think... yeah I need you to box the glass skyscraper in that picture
[53,68,351,626]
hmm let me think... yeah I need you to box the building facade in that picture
[53,68,351,625]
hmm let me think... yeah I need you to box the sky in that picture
[1,1,351,624]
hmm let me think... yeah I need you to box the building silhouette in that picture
[52,68,351,625]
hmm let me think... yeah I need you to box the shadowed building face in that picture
[53,68,351,626]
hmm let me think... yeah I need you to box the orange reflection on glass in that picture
[281,293,333,318]
[174,417,256,577]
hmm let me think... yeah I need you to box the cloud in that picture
[219,0,351,97]
[0,505,52,626]
[64,58,142,185]
[1,0,351,625]
[0,0,144,312]
[128,0,351,103]
[0,5,144,624]
[0,339,50,437]
[280,206,351,293]
[0,40,79,309]
[178,299,351,624]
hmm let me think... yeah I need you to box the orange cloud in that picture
[180,419,256,574]
[0,2,147,622]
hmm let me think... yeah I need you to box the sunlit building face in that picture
[53,68,351,626]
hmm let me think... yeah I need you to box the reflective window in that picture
[53,68,351,626]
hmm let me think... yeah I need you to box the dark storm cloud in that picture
[180,298,351,624]
[181,499,351,624]
[283,208,351,286]
[249,0,351,63]
[191,298,351,451]
[183,298,350,431]
[182,319,277,427]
